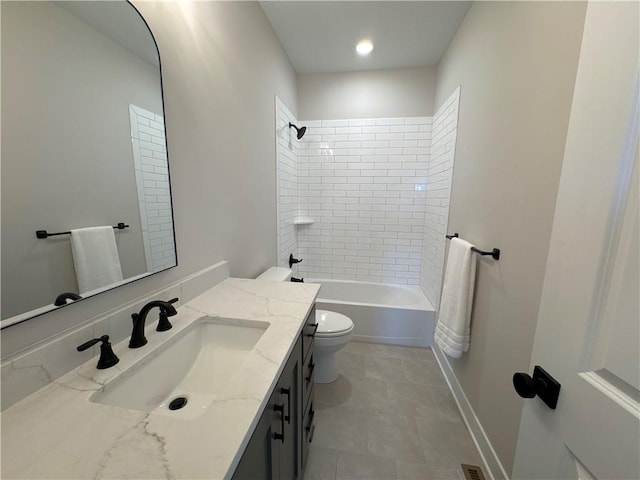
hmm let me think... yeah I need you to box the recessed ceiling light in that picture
[356,40,373,56]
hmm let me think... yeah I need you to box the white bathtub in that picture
[307,279,435,347]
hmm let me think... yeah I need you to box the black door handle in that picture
[273,403,285,443]
[280,387,291,423]
[513,365,561,409]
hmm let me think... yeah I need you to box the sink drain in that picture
[168,396,188,411]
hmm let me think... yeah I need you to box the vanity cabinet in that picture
[233,306,316,480]
[300,305,317,471]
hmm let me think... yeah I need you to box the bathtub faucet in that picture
[291,277,304,283]
[289,254,303,268]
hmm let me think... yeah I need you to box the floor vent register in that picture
[461,463,487,480]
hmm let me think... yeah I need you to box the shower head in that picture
[289,122,307,140]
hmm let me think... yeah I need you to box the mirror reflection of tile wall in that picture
[129,105,176,273]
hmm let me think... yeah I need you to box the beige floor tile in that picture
[315,375,353,406]
[316,376,392,413]
[344,341,388,356]
[412,347,438,363]
[395,460,462,480]
[336,351,366,378]
[341,376,392,412]
[414,416,481,468]
[365,410,425,462]
[372,343,419,360]
[429,385,463,423]
[335,451,398,480]
[401,358,448,387]
[303,446,338,480]
[312,404,369,454]
[386,381,441,420]
[310,342,481,480]
[365,355,408,382]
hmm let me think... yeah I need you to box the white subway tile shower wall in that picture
[296,117,433,285]
[419,87,461,307]
[129,105,176,273]
[275,97,300,271]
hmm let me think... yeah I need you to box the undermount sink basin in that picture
[90,317,268,419]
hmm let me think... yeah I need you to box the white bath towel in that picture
[70,226,123,294]
[434,237,477,358]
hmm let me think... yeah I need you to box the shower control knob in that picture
[289,254,303,268]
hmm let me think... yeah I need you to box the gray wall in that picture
[1,2,157,319]
[298,66,436,119]
[433,1,587,474]
[1,1,297,357]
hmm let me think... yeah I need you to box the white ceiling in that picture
[260,1,471,74]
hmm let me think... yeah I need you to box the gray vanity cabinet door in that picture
[232,388,280,480]
[277,337,301,480]
[233,336,302,480]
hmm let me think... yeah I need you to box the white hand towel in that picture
[434,237,477,358]
[70,226,124,295]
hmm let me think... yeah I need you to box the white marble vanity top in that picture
[1,278,320,479]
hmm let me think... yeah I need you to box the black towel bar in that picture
[445,233,500,260]
[36,223,129,239]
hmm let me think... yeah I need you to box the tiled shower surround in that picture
[419,88,461,307]
[275,89,459,304]
[275,98,299,270]
[296,117,432,285]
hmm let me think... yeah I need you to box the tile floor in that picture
[303,342,482,480]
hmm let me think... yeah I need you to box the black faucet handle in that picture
[157,311,173,332]
[157,298,179,331]
[165,297,179,317]
[77,335,119,369]
[289,254,303,268]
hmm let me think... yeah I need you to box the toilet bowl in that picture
[314,309,354,384]
[256,267,354,383]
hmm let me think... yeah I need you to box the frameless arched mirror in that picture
[1,1,176,328]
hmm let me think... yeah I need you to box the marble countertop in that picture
[1,278,320,479]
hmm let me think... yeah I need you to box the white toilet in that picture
[313,309,354,383]
[256,267,354,383]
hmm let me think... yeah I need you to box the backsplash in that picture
[0,261,229,410]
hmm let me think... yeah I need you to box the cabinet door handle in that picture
[306,323,319,338]
[273,404,285,443]
[306,358,315,383]
[280,387,291,423]
[306,406,316,443]
[305,406,315,433]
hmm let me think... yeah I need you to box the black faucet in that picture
[129,298,179,349]
[54,292,82,306]
[77,335,119,369]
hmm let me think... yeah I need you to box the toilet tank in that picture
[256,267,292,282]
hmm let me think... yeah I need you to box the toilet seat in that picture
[316,310,354,337]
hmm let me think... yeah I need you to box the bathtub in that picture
[307,279,435,347]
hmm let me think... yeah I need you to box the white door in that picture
[512,2,639,479]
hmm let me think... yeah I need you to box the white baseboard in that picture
[432,345,510,480]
